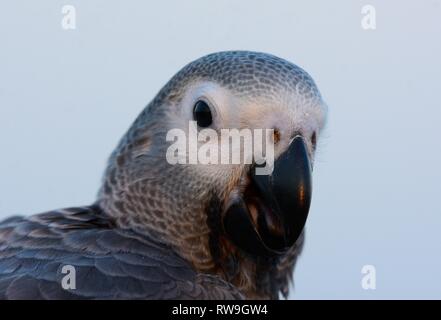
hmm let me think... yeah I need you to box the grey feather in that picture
[0,206,243,299]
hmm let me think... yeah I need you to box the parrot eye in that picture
[193,100,213,127]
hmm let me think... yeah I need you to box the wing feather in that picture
[0,206,243,299]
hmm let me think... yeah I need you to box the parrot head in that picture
[98,51,327,298]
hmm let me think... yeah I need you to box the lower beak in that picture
[223,136,312,256]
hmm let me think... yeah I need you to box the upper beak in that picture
[223,135,312,256]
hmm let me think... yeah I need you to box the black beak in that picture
[223,136,312,257]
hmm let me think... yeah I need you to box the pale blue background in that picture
[0,1,440,299]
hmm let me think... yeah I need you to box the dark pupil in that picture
[193,101,212,127]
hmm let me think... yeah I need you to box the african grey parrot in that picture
[0,51,327,299]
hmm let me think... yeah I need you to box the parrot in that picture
[0,51,327,299]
